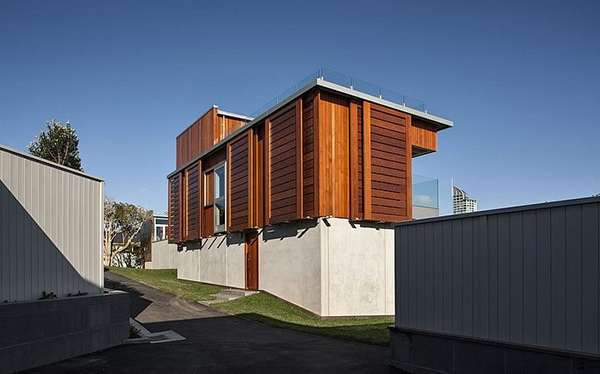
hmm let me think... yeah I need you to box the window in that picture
[214,164,226,233]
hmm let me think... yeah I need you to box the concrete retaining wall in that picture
[0,291,129,373]
[260,218,395,317]
[260,220,322,315]
[177,233,245,289]
[146,240,178,269]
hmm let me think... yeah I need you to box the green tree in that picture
[29,119,83,171]
[103,197,152,266]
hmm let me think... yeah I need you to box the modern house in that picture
[167,69,452,316]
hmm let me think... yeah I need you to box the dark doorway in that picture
[245,232,259,290]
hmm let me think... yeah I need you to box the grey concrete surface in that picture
[0,290,129,374]
[22,271,401,374]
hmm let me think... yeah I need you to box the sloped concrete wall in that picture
[146,240,178,269]
[259,220,322,315]
[177,233,245,289]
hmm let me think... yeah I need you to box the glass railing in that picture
[413,175,439,209]
[248,68,427,119]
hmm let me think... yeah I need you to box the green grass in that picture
[213,293,393,346]
[107,267,222,302]
[108,267,393,346]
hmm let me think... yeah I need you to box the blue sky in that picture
[1,0,599,215]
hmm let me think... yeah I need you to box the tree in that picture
[103,197,152,266]
[29,119,83,171]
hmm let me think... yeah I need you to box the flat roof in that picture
[168,78,453,178]
[0,143,104,182]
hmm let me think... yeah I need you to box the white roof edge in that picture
[316,79,453,129]
[0,143,104,182]
[217,109,254,122]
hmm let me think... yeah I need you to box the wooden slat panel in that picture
[184,162,201,241]
[268,101,297,224]
[168,174,181,242]
[228,132,250,232]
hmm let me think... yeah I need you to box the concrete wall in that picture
[177,233,245,289]
[260,218,395,317]
[392,196,600,372]
[321,218,395,316]
[0,144,104,302]
[146,239,178,269]
[260,220,322,315]
[0,291,129,373]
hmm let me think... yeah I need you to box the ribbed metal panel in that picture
[0,145,104,302]
[395,197,600,356]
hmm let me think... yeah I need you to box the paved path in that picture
[23,271,401,374]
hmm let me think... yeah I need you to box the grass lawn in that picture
[212,293,393,346]
[108,267,393,346]
[107,267,222,302]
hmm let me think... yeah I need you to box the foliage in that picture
[103,197,152,266]
[29,119,83,171]
[38,291,57,300]
[108,267,221,302]
[129,325,141,338]
[67,291,89,297]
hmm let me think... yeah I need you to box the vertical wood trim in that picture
[406,114,413,220]
[179,172,185,242]
[198,160,202,238]
[363,101,372,220]
[296,99,303,219]
[226,142,232,230]
[212,107,219,146]
[168,178,172,241]
[349,100,360,219]
[313,91,321,217]
[247,130,254,228]
[264,119,271,222]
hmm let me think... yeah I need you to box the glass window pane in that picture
[215,166,225,199]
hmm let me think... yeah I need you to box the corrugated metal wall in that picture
[0,145,104,302]
[395,197,600,356]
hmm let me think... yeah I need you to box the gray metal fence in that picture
[0,144,104,302]
[395,196,600,356]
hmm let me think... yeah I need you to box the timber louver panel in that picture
[169,175,180,242]
[185,162,200,240]
[357,104,364,215]
[369,104,409,221]
[269,103,297,223]
[302,98,315,217]
[229,133,250,232]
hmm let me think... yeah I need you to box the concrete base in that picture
[0,291,129,373]
[176,233,246,289]
[389,327,600,374]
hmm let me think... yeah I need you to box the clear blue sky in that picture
[1,0,599,215]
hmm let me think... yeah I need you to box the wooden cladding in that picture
[184,162,201,241]
[228,132,251,232]
[368,103,411,221]
[411,117,438,156]
[169,87,430,242]
[176,108,248,168]
[168,175,181,243]
[267,102,299,223]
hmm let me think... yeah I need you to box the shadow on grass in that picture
[233,312,392,346]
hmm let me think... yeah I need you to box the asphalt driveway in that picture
[22,271,400,374]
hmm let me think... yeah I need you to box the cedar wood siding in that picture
[184,162,201,240]
[228,132,251,232]
[176,108,247,168]
[267,101,298,223]
[168,174,180,243]
[367,103,411,221]
[302,93,316,217]
[170,87,430,242]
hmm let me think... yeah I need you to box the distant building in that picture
[453,185,477,214]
